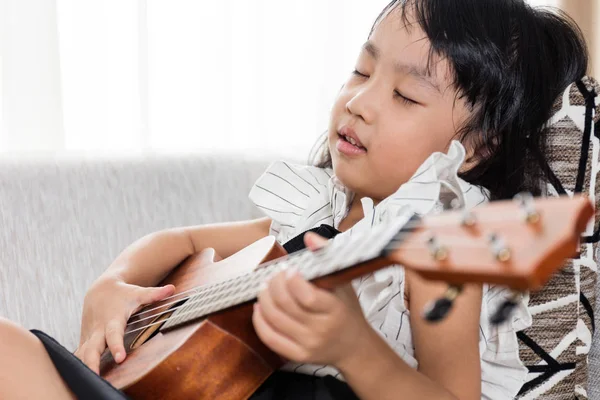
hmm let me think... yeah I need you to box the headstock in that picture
[388,194,594,292]
[385,194,593,323]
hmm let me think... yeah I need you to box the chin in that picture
[331,157,359,191]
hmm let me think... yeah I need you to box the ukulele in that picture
[100,195,594,399]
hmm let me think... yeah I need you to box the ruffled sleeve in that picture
[248,160,332,242]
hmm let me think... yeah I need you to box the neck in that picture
[339,194,382,232]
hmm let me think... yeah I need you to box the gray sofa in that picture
[0,153,271,348]
[0,153,599,398]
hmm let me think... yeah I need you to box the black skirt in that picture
[33,329,358,399]
[32,224,358,399]
[31,329,130,400]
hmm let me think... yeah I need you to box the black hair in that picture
[309,0,589,200]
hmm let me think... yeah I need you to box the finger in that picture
[252,303,307,361]
[74,343,85,361]
[257,279,310,342]
[265,271,310,322]
[105,319,127,363]
[334,283,362,309]
[303,232,329,251]
[83,332,106,374]
[137,284,176,306]
[286,271,338,313]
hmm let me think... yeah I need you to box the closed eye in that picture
[352,69,369,78]
[394,90,418,106]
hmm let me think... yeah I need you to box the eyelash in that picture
[394,90,417,106]
[352,69,369,79]
[352,69,417,106]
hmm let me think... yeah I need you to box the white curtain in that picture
[0,0,562,156]
[558,0,599,78]
[0,0,65,151]
[0,0,390,157]
[529,0,558,6]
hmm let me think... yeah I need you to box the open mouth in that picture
[338,133,367,151]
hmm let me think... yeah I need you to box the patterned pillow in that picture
[516,76,600,399]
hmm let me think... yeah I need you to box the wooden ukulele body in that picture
[100,236,287,400]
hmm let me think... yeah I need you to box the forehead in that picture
[368,6,452,86]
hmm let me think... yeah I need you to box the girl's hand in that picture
[74,274,175,374]
[252,232,371,368]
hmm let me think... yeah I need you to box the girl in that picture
[0,0,589,399]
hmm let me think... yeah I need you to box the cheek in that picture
[378,108,457,154]
[369,136,417,183]
[368,118,450,182]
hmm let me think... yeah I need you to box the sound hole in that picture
[130,298,188,350]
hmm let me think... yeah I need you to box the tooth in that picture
[349,137,356,145]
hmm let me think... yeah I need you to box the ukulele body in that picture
[100,236,287,400]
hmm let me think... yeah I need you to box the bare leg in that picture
[0,317,75,400]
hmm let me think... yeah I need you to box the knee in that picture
[0,317,41,352]
[0,316,27,336]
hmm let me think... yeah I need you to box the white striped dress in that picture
[248,141,532,399]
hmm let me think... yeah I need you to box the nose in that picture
[345,82,379,124]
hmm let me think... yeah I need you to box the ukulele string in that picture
[123,255,342,336]
[127,217,427,319]
[124,228,415,326]
[125,210,532,326]
[125,269,275,328]
[124,290,259,336]
[124,243,345,328]
[124,231,413,335]
[130,286,231,318]
[124,238,505,330]
[126,213,491,319]
[128,253,298,318]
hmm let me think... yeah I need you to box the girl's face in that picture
[328,7,471,201]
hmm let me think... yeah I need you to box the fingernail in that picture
[115,352,121,362]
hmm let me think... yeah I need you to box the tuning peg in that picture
[460,209,477,227]
[423,285,463,322]
[426,236,448,261]
[514,192,540,224]
[488,233,511,262]
[489,293,521,325]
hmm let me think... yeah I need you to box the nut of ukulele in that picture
[422,285,463,322]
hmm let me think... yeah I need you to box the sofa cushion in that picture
[516,77,600,399]
[0,153,272,350]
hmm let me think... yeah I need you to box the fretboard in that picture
[161,211,417,331]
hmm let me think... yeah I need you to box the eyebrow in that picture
[362,41,441,94]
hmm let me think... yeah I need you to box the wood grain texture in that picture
[101,236,286,399]
[122,319,275,400]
